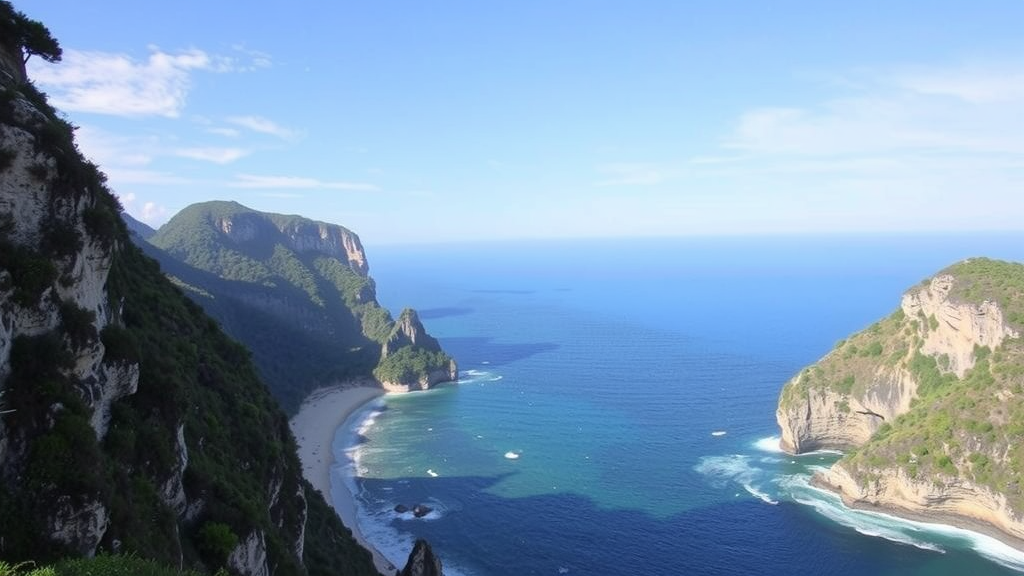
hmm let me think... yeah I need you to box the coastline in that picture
[289,382,394,575]
[810,473,1024,555]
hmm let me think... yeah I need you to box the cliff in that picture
[377,309,458,392]
[777,258,1024,546]
[0,12,378,575]
[395,540,444,576]
[143,201,456,411]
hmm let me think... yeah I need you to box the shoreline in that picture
[289,381,394,575]
[809,473,1024,555]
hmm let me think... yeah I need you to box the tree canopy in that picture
[0,1,62,64]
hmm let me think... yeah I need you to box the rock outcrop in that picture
[904,274,1018,377]
[818,463,1024,542]
[776,258,1024,547]
[777,272,1019,453]
[396,539,444,576]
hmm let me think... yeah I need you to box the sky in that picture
[15,1,1024,244]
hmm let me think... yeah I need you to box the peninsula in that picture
[777,258,1024,546]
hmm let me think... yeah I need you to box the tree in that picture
[0,1,62,65]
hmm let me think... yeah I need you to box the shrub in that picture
[59,300,97,349]
[100,324,140,364]
[197,522,238,566]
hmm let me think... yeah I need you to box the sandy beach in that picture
[289,383,395,575]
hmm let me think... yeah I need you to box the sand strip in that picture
[289,383,394,575]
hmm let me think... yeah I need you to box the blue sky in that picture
[17,1,1024,244]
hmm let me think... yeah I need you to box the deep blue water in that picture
[331,235,1024,576]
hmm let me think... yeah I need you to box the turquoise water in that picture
[332,235,1024,576]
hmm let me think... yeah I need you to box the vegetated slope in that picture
[777,258,1024,541]
[146,201,455,412]
[0,7,377,574]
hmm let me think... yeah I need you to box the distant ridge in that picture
[140,200,456,411]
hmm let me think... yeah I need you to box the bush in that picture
[100,324,140,364]
[197,522,238,566]
[59,300,97,349]
[0,242,57,307]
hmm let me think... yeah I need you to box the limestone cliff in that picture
[777,258,1024,546]
[145,201,457,411]
[379,309,458,392]
[0,17,378,575]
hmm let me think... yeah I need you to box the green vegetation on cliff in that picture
[779,257,1024,510]
[0,16,377,574]
[144,200,453,410]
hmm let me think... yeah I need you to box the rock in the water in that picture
[394,504,409,514]
[412,504,433,518]
[396,539,443,576]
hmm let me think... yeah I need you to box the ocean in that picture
[331,235,1024,576]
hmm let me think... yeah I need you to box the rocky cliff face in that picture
[818,463,1024,541]
[0,34,377,576]
[395,540,444,576]
[904,274,1018,377]
[776,259,1024,546]
[777,273,1019,453]
[0,43,140,555]
[147,201,457,410]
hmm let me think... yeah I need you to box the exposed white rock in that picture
[227,530,270,576]
[902,274,1019,377]
[819,462,1024,541]
[48,496,109,556]
[86,360,140,438]
[160,424,189,515]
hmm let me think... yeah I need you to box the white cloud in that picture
[207,127,241,138]
[30,47,232,117]
[723,62,1024,157]
[175,147,250,164]
[74,126,157,167]
[105,168,193,186]
[258,192,305,199]
[595,163,673,187]
[226,115,298,140]
[229,174,378,191]
[142,201,169,223]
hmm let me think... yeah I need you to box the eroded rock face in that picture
[278,220,368,276]
[0,68,141,556]
[48,497,109,557]
[819,463,1024,541]
[903,275,1019,377]
[778,365,916,454]
[396,539,444,576]
[227,530,270,576]
[777,274,1018,456]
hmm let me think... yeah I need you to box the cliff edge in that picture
[777,258,1024,546]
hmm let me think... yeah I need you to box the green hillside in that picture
[146,201,452,412]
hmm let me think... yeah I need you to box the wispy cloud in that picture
[175,147,250,164]
[105,168,193,185]
[230,174,379,191]
[118,192,171,226]
[722,62,1024,157]
[595,163,674,187]
[227,115,298,140]
[207,127,241,138]
[258,192,305,199]
[30,47,233,117]
[231,44,273,70]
